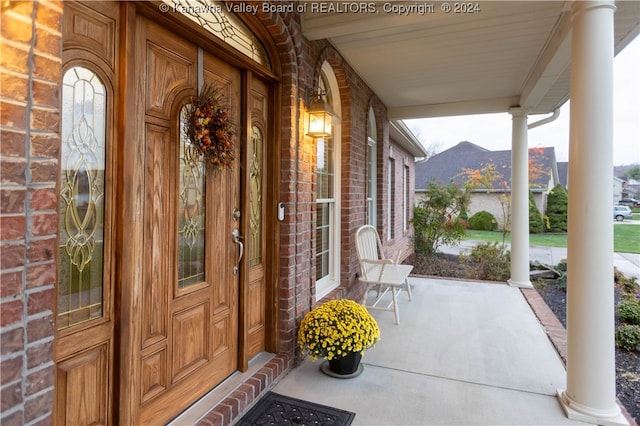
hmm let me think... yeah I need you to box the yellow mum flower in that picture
[297,299,380,361]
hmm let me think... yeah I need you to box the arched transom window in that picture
[162,0,270,69]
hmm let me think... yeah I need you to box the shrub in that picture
[462,242,510,281]
[557,265,637,295]
[615,271,639,296]
[615,324,640,352]
[468,210,498,231]
[545,184,568,232]
[412,180,470,255]
[529,191,544,234]
[617,297,640,325]
[555,259,567,291]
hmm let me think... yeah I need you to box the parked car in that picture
[618,198,640,207]
[614,205,633,221]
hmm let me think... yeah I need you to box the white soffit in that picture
[301,1,640,119]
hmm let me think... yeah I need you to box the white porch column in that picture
[508,107,532,288]
[557,2,627,425]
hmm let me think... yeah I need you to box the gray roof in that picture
[415,141,557,191]
[556,162,568,188]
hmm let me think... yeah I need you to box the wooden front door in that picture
[126,16,241,424]
[56,3,276,423]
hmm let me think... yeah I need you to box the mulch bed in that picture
[405,252,640,424]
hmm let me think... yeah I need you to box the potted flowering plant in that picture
[185,83,235,170]
[297,299,380,377]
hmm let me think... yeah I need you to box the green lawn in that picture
[463,224,639,254]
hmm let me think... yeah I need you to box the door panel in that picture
[141,123,172,348]
[56,343,110,426]
[134,17,241,425]
[172,302,209,379]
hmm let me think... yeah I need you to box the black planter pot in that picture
[328,352,362,375]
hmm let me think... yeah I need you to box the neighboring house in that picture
[622,178,640,199]
[559,163,625,204]
[415,142,559,228]
[613,177,625,204]
[557,161,568,188]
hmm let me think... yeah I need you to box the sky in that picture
[406,36,640,166]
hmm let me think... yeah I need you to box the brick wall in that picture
[387,142,417,261]
[295,41,418,305]
[1,1,62,424]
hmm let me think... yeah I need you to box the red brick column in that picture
[1,1,62,424]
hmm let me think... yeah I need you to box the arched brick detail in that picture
[306,44,385,303]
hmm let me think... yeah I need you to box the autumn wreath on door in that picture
[185,83,236,170]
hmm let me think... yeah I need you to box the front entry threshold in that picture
[169,352,275,426]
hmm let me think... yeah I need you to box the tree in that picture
[528,147,550,188]
[460,162,511,243]
[624,165,640,180]
[529,191,544,234]
[545,184,568,232]
[460,150,550,239]
[412,180,469,255]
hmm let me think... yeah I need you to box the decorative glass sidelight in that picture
[58,66,106,329]
[249,126,263,267]
[178,105,206,288]
[163,0,270,69]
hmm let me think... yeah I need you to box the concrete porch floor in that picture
[270,277,591,425]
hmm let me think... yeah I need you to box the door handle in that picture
[232,228,243,275]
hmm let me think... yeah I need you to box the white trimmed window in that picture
[388,158,395,240]
[315,62,341,300]
[404,164,410,231]
[366,107,377,227]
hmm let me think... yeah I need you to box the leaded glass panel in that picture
[249,126,263,267]
[164,0,270,69]
[178,105,206,288]
[58,66,106,329]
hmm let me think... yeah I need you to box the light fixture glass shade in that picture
[307,97,333,138]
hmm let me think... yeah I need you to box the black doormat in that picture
[236,391,355,426]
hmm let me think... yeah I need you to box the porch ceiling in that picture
[301,1,640,119]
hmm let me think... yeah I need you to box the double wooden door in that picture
[55,4,272,425]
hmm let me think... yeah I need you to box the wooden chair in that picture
[355,225,413,324]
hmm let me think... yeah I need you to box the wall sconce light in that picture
[306,89,334,138]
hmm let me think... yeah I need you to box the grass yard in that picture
[464,224,639,254]
[614,223,640,253]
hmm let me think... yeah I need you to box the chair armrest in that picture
[361,259,394,266]
[360,259,394,281]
